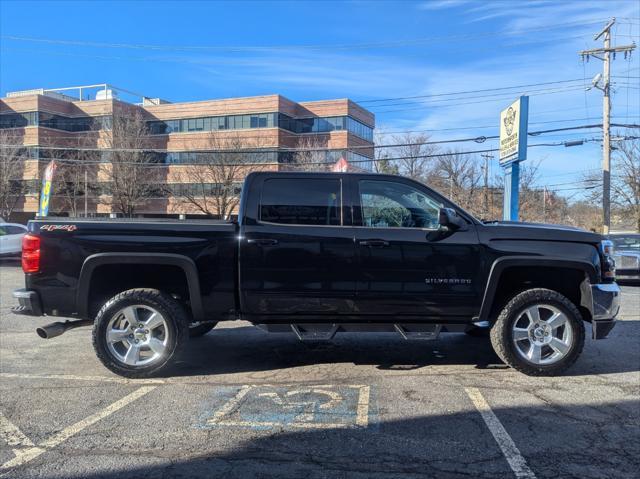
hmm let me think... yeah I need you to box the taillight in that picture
[22,234,41,274]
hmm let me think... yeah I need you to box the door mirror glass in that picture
[438,208,466,231]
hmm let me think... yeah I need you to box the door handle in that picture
[359,239,389,247]
[247,238,279,246]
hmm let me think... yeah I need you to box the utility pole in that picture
[481,153,492,215]
[580,18,636,234]
[84,169,88,217]
[542,186,547,222]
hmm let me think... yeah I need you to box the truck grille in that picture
[614,254,640,270]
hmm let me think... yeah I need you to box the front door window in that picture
[359,180,442,229]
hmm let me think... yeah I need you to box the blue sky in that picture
[1,0,638,198]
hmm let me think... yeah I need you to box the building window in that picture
[1,112,111,132]
[260,178,342,226]
[0,112,37,128]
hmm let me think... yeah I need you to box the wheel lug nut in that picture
[129,334,133,338]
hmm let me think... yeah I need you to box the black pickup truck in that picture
[13,171,621,377]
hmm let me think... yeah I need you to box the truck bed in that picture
[25,217,239,320]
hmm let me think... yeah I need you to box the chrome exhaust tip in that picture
[36,319,93,339]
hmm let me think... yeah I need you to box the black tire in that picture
[490,288,585,376]
[189,322,217,338]
[92,288,189,378]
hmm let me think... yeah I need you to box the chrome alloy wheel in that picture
[106,305,170,366]
[511,304,574,365]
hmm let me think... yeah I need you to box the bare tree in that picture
[431,149,483,214]
[391,133,437,181]
[582,132,640,231]
[565,201,602,232]
[175,134,265,219]
[54,138,100,217]
[0,130,26,220]
[102,111,165,217]
[611,134,640,231]
[373,128,399,175]
[286,135,331,172]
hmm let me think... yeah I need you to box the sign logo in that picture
[499,96,529,164]
[503,106,516,136]
[38,161,57,217]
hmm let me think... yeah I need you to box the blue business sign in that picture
[499,96,529,220]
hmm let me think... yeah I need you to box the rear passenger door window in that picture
[260,178,342,226]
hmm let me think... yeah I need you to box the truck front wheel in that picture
[490,288,585,376]
[92,289,189,378]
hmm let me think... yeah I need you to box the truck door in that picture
[239,175,356,319]
[351,177,482,320]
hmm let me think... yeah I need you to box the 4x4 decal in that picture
[40,224,78,232]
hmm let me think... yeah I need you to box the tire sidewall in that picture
[492,289,585,375]
[93,290,187,377]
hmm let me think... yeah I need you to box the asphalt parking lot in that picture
[0,261,638,479]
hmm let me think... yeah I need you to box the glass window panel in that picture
[359,180,441,229]
[260,178,341,226]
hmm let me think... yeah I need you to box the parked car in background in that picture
[0,223,27,257]
[610,233,640,283]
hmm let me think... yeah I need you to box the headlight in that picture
[600,239,614,256]
[600,240,616,280]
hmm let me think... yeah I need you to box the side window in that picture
[359,180,442,229]
[0,227,6,236]
[260,178,341,226]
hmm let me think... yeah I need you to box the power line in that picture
[0,137,613,168]
[373,86,591,114]
[3,124,637,158]
[356,79,588,103]
[0,19,609,53]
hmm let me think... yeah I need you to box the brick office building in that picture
[0,84,375,221]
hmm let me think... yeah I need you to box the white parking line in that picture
[0,412,36,447]
[356,385,370,427]
[0,372,164,385]
[0,386,156,472]
[465,387,536,479]
[208,385,252,424]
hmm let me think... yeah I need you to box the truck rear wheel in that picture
[490,288,585,376]
[92,289,189,378]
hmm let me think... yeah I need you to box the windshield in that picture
[611,235,640,251]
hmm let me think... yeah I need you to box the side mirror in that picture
[438,207,466,231]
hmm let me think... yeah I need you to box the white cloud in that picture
[417,0,471,11]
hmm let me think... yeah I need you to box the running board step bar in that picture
[394,324,442,340]
[291,324,339,341]
[256,323,448,341]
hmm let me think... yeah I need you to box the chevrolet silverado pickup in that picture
[13,171,621,377]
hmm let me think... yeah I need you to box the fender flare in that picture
[77,253,205,321]
[476,256,598,322]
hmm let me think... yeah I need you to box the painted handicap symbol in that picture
[257,388,343,423]
[202,384,371,430]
